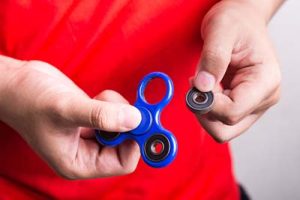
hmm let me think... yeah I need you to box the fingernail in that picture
[120,106,142,130]
[194,71,215,92]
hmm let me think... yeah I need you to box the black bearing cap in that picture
[144,134,170,162]
[186,87,214,114]
[96,131,120,141]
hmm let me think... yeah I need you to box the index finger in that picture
[209,64,279,125]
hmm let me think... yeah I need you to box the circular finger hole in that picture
[144,77,167,104]
[145,134,170,162]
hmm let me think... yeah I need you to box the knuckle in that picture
[211,132,232,144]
[123,164,137,175]
[270,72,282,92]
[56,170,77,180]
[41,95,70,122]
[91,104,109,129]
[219,12,239,26]
[202,48,229,69]
[51,97,68,114]
[204,48,225,62]
[221,110,242,126]
[203,10,233,30]
[214,136,230,144]
[52,162,79,180]
[201,122,233,143]
[223,116,239,126]
[100,90,115,99]
[271,87,281,106]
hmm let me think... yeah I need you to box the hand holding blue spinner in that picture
[95,72,177,168]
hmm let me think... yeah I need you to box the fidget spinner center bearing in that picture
[186,87,214,114]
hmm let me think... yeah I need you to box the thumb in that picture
[194,15,237,92]
[62,92,141,132]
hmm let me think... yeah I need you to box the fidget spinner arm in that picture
[95,72,177,168]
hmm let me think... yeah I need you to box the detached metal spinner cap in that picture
[186,87,214,114]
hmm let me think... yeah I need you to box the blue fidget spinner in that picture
[95,72,177,168]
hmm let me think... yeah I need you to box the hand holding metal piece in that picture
[95,72,177,168]
[186,87,214,114]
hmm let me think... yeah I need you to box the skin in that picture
[0,0,284,179]
[193,0,284,142]
[0,58,142,179]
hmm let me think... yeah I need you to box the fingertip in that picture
[120,105,142,130]
[194,71,216,92]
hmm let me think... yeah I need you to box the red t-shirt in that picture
[0,1,239,199]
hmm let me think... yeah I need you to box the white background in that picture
[231,1,300,199]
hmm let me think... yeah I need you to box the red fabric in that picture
[0,0,239,199]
